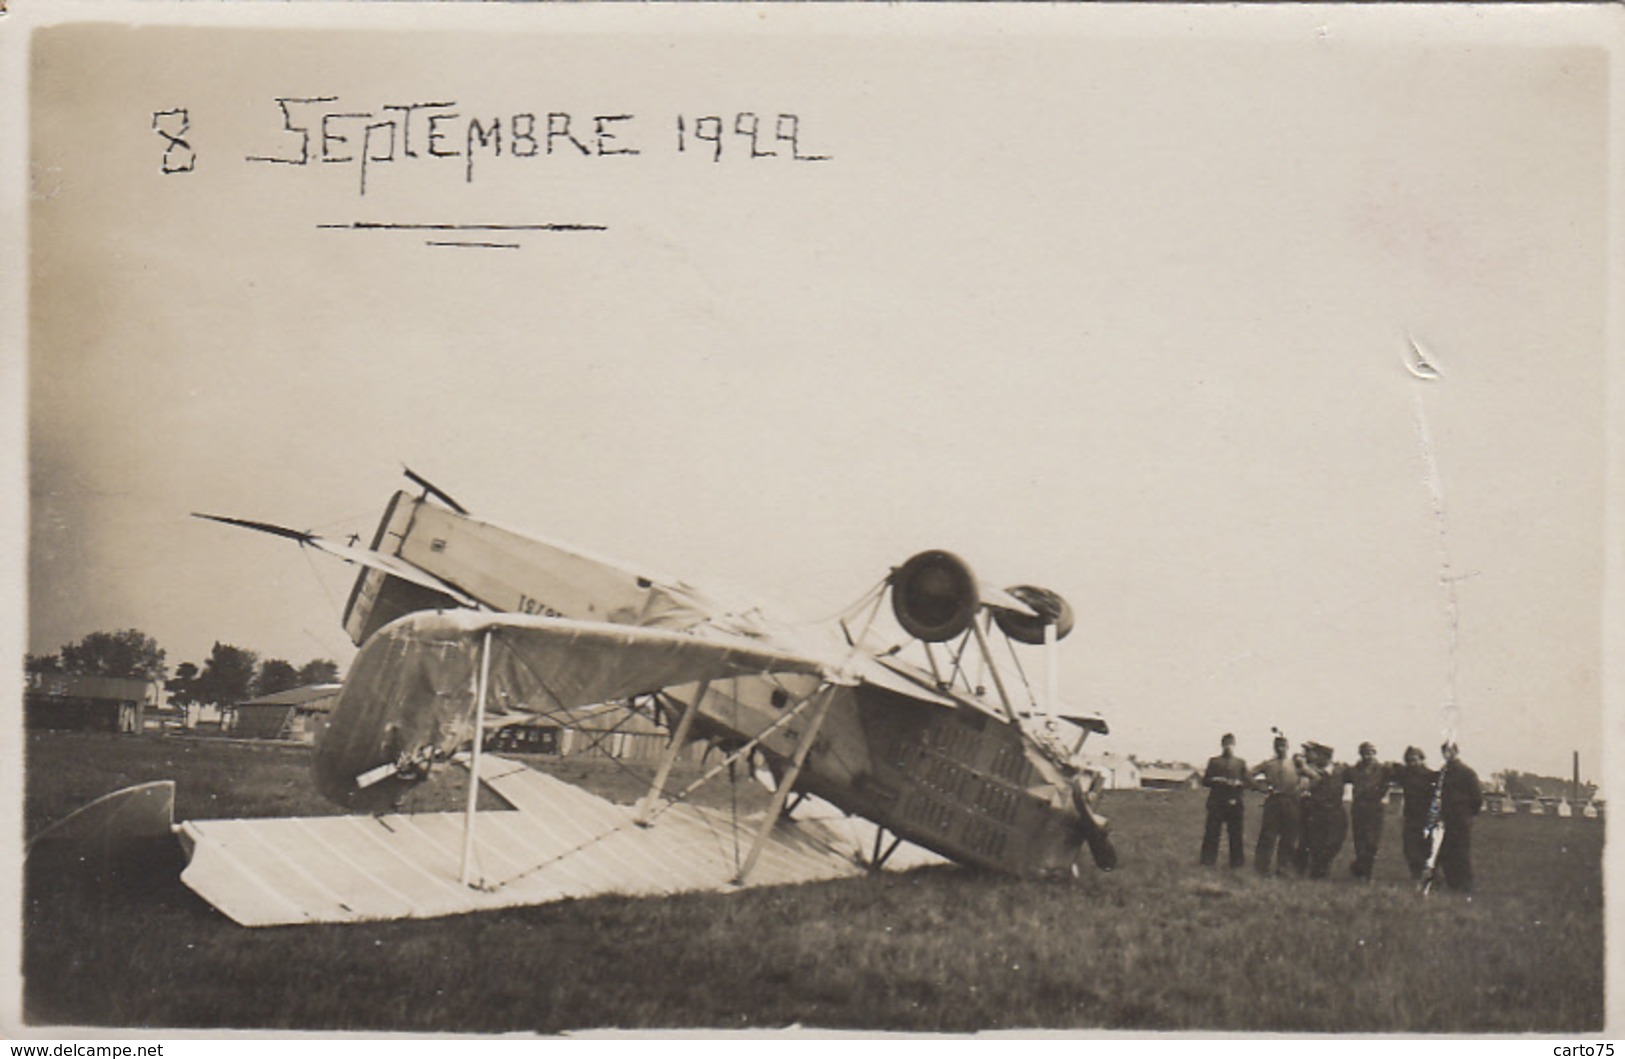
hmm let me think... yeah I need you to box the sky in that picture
[18,6,1616,785]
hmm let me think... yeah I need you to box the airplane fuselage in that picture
[339,491,1095,878]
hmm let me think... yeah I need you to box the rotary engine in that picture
[888,550,1074,645]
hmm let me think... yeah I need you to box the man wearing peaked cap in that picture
[1298,742,1349,879]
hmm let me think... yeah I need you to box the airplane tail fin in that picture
[342,490,465,646]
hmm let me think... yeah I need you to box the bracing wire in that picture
[798,575,889,628]
[299,545,346,624]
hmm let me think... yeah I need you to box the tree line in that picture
[25,628,341,707]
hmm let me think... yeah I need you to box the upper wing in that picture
[314,609,829,808]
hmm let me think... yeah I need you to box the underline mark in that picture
[319,222,608,233]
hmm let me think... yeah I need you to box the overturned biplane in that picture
[36,472,1117,926]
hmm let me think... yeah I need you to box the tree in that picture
[193,642,258,706]
[57,628,166,681]
[24,652,62,673]
[297,658,341,685]
[255,659,301,697]
[166,661,201,707]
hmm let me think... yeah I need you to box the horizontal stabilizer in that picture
[193,513,480,608]
[26,781,182,887]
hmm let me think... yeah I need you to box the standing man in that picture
[1347,741,1397,880]
[1298,742,1349,879]
[1436,741,1483,894]
[1395,746,1438,881]
[1250,733,1300,877]
[1200,732,1248,868]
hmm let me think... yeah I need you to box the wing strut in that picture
[971,618,1020,723]
[633,682,711,827]
[921,641,945,689]
[871,828,904,870]
[460,629,494,888]
[733,685,835,885]
[1044,620,1059,719]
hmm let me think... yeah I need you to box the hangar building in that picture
[232,684,342,743]
[25,671,151,733]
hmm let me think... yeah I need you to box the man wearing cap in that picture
[1298,742,1349,879]
[1395,746,1438,881]
[1200,732,1248,868]
[1347,741,1398,880]
[1250,734,1300,876]
[1435,741,1483,893]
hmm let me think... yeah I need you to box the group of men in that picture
[1198,731,1482,893]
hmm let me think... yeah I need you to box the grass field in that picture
[21,730,1605,1034]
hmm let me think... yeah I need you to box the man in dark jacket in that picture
[1200,732,1248,868]
[1436,741,1482,894]
[1395,746,1438,881]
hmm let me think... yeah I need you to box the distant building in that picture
[1078,750,1141,790]
[482,702,701,763]
[1138,763,1201,791]
[231,684,342,743]
[24,671,152,733]
[1534,795,1575,817]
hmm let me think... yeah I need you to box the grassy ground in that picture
[20,731,1605,1034]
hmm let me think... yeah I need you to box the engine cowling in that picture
[991,584,1075,645]
[890,550,980,643]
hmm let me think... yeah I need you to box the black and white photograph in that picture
[5,1,1618,1039]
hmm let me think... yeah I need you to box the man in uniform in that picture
[1435,741,1483,894]
[1394,746,1438,881]
[1200,732,1248,868]
[1298,742,1349,879]
[1347,741,1397,881]
[1250,733,1300,876]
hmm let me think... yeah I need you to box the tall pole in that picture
[461,628,493,888]
[1573,749,1580,806]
